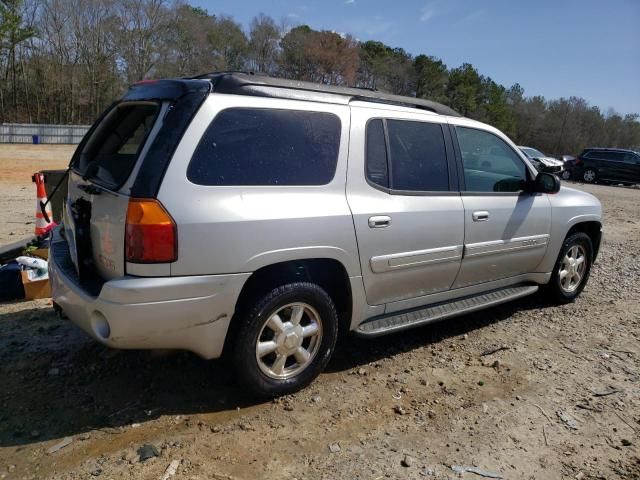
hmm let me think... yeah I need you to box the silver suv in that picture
[50,73,603,397]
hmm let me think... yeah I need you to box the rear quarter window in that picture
[187,108,341,186]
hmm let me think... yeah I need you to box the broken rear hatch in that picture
[62,79,210,284]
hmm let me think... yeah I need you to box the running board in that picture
[355,285,539,337]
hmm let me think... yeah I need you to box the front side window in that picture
[456,126,527,193]
[73,102,159,189]
[187,108,341,186]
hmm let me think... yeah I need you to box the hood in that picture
[537,157,564,166]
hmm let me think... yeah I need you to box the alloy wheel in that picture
[255,303,323,379]
[559,245,587,293]
[583,170,596,182]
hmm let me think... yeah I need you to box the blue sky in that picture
[192,0,640,115]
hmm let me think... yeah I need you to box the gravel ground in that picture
[0,176,639,479]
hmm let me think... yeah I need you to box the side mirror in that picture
[534,172,560,194]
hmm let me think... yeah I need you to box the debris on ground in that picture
[160,459,180,480]
[556,410,580,430]
[401,454,414,467]
[328,443,341,453]
[451,465,504,478]
[47,436,73,454]
[479,345,509,357]
[138,444,160,462]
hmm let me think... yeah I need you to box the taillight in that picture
[575,157,582,166]
[125,198,177,263]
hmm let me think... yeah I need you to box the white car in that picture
[519,146,564,174]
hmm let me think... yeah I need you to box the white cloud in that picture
[420,5,436,22]
[345,0,356,4]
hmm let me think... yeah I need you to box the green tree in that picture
[0,0,36,117]
[414,54,447,103]
[446,63,482,116]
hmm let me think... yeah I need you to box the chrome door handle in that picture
[472,211,489,222]
[368,215,391,228]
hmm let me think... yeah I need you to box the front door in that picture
[451,125,552,288]
[347,107,465,306]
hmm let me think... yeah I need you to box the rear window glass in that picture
[387,119,449,191]
[366,119,388,188]
[73,102,159,189]
[187,108,341,186]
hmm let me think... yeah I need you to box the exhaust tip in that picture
[91,311,111,340]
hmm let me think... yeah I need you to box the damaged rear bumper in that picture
[49,227,249,359]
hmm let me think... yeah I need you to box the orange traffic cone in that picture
[32,172,55,236]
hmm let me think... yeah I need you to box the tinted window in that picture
[456,127,527,192]
[386,120,449,191]
[73,102,159,189]
[188,108,341,186]
[366,119,388,188]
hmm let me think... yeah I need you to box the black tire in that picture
[231,282,338,398]
[582,168,597,183]
[561,169,571,180]
[543,232,593,304]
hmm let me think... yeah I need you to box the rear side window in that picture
[366,119,388,188]
[187,108,341,186]
[73,102,159,189]
[365,119,449,192]
[387,120,449,191]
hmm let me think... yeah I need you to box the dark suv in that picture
[573,148,640,185]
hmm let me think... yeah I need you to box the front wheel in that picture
[583,168,597,183]
[231,282,338,397]
[543,232,593,304]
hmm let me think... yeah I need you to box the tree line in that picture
[1,0,639,154]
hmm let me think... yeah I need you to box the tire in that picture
[231,282,338,397]
[561,170,571,180]
[582,168,597,183]
[543,232,593,304]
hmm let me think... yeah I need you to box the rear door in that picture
[451,124,551,287]
[346,106,465,307]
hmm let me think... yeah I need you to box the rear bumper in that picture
[49,228,250,359]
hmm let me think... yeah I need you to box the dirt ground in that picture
[0,145,73,244]
[0,145,639,479]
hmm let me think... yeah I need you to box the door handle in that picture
[368,215,391,228]
[472,211,490,222]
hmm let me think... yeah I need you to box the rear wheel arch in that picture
[223,258,353,355]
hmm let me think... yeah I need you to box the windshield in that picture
[521,147,545,158]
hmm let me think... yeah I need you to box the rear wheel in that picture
[561,169,571,180]
[543,232,593,304]
[231,282,338,397]
[582,168,597,183]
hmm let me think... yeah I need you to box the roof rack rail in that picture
[190,72,461,117]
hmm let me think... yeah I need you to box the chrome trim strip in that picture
[464,234,550,258]
[370,245,463,273]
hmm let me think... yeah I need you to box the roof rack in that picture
[190,72,461,117]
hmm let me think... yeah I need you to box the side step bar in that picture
[355,285,539,337]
